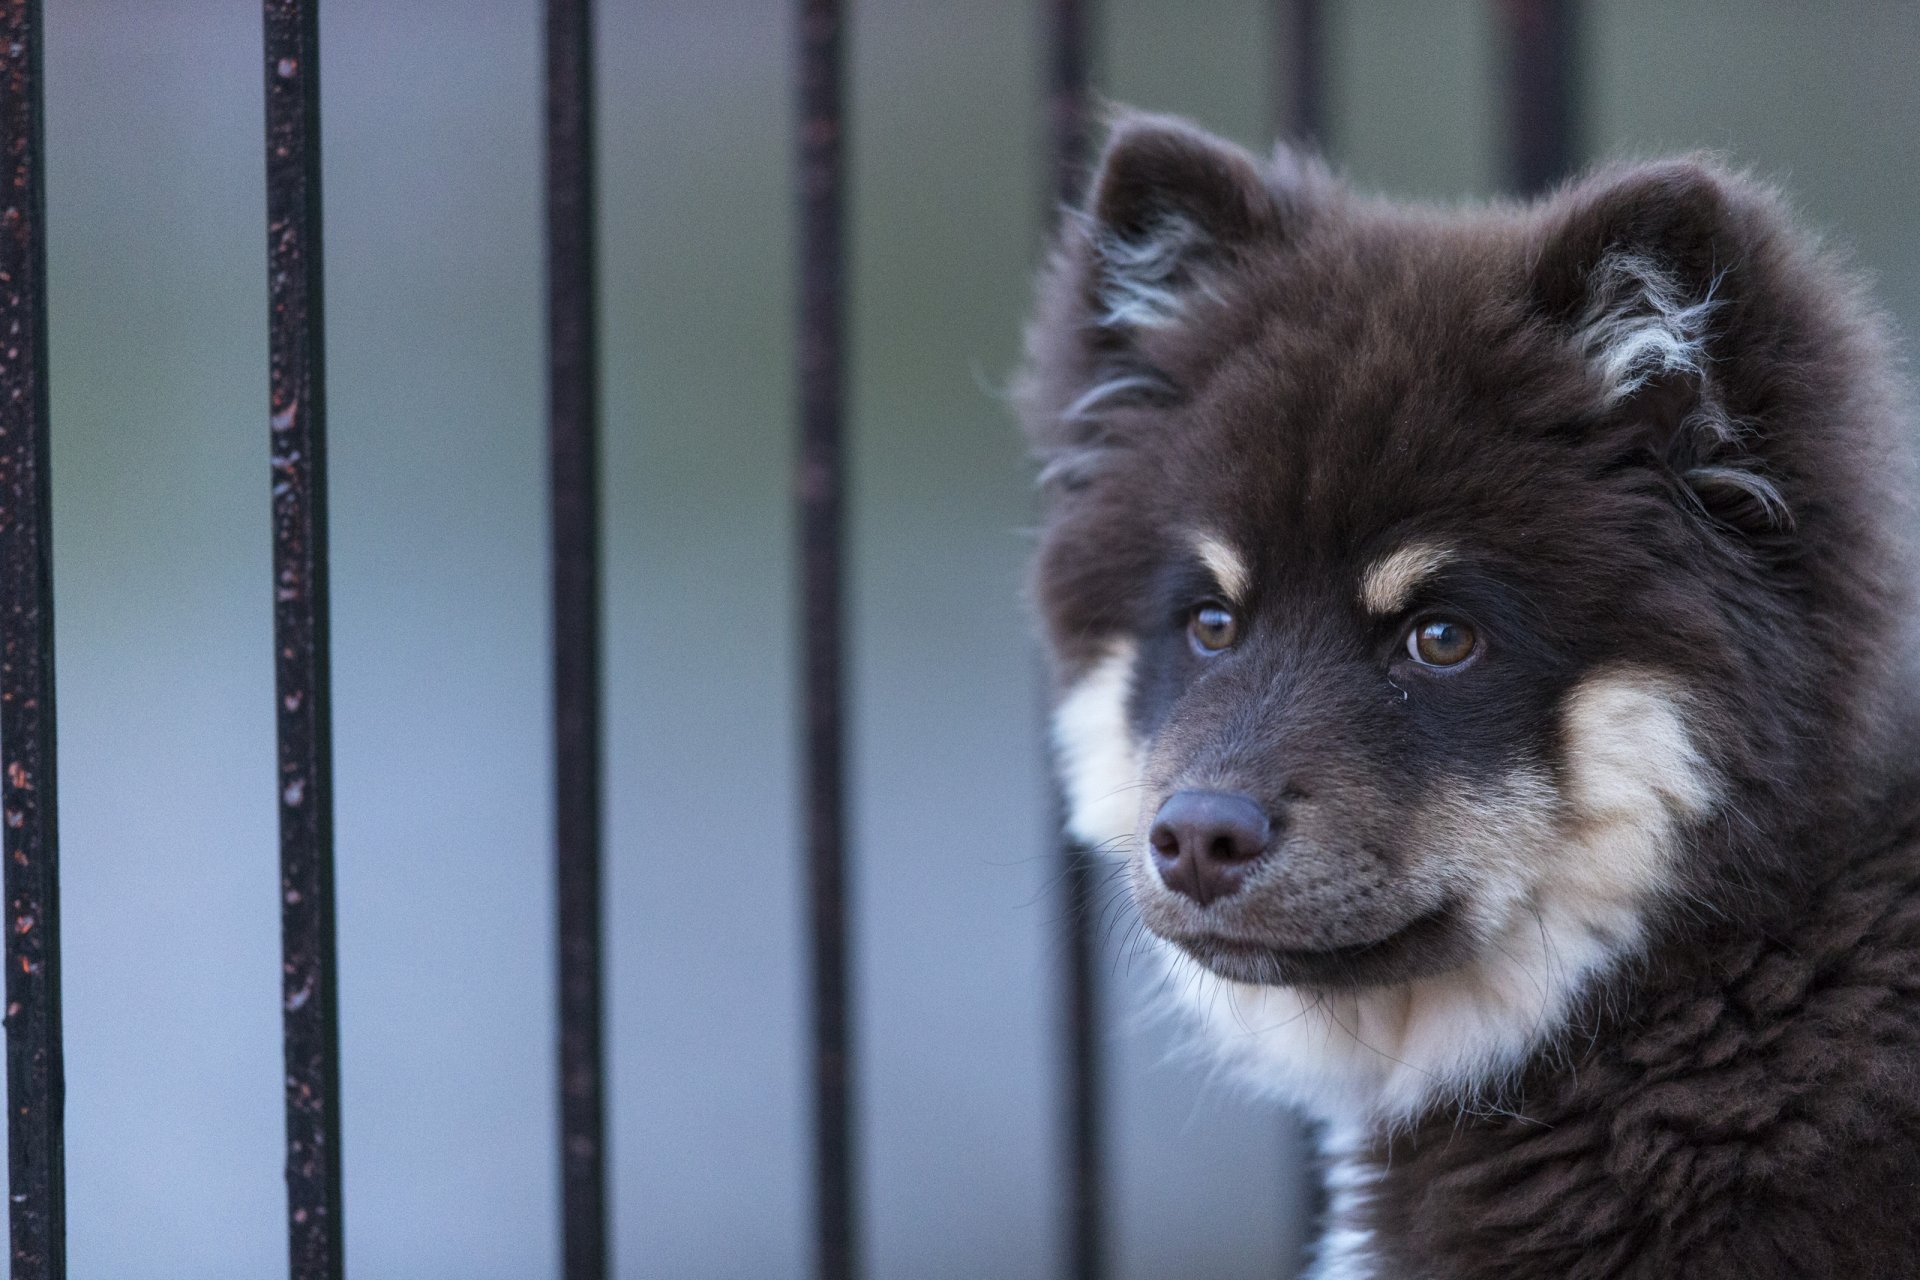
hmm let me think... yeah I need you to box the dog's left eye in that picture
[1189,602,1240,654]
[1408,618,1477,667]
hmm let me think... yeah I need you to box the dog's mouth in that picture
[1165,899,1469,990]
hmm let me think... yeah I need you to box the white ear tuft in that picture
[1575,251,1720,403]
[1090,212,1207,331]
[1573,251,1793,532]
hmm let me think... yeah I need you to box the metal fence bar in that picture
[1498,0,1580,195]
[794,2,858,1278]
[1275,0,1325,146]
[1046,0,1092,209]
[1042,5,1106,1278]
[0,3,65,1276]
[546,1,610,1276]
[1271,15,1332,1278]
[262,3,344,1275]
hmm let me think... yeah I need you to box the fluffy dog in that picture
[1018,112,1920,1278]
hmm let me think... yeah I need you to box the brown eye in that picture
[1189,602,1240,653]
[1409,618,1477,668]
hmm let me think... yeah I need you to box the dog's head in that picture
[1020,114,1909,1023]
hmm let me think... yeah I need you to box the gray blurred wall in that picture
[9,1,1917,1276]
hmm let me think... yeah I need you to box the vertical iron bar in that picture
[1043,4,1105,1279]
[262,3,343,1276]
[1046,0,1091,209]
[1275,12,1330,1269]
[1498,0,1580,195]
[0,3,64,1276]
[1271,12,1329,1271]
[1053,812,1105,1280]
[795,2,857,1278]
[546,0,609,1277]
[1275,0,1325,147]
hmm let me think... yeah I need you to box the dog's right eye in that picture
[1408,617,1478,668]
[1188,602,1240,654]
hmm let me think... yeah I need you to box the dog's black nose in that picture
[1148,790,1272,906]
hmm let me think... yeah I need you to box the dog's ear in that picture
[1533,159,1791,533]
[1019,115,1324,490]
[1078,114,1285,334]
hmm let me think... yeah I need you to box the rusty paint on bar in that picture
[795,2,858,1277]
[0,3,65,1276]
[1276,0,1326,147]
[545,1,610,1276]
[1499,0,1580,195]
[1043,3,1107,1278]
[262,3,344,1276]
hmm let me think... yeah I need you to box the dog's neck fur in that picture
[1315,782,1920,1279]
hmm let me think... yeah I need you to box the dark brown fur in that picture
[1019,112,1920,1276]
[1364,792,1920,1278]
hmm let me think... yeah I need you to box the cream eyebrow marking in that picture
[1360,541,1455,615]
[1191,531,1251,602]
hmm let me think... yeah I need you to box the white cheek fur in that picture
[1051,639,1145,853]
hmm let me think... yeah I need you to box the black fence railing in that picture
[0,3,64,1277]
[0,2,1577,1276]
[1041,3,1101,1279]
[545,1,611,1277]
[1276,0,1326,145]
[1500,0,1580,195]
[793,2,857,1278]
[261,5,345,1277]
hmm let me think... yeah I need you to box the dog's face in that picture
[1021,114,1902,1075]
[1054,421,1723,996]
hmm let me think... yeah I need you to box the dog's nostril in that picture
[1208,834,1247,864]
[1148,790,1273,906]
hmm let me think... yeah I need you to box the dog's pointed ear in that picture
[1078,114,1287,334]
[1533,159,1791,532]
[1534,161,1731,311]
[1533,160,1734,400]
[1019,115,1327,492]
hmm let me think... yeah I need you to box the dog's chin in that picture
[1161,899,1473,990]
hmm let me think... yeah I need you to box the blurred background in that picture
[9,1,1918,1276]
